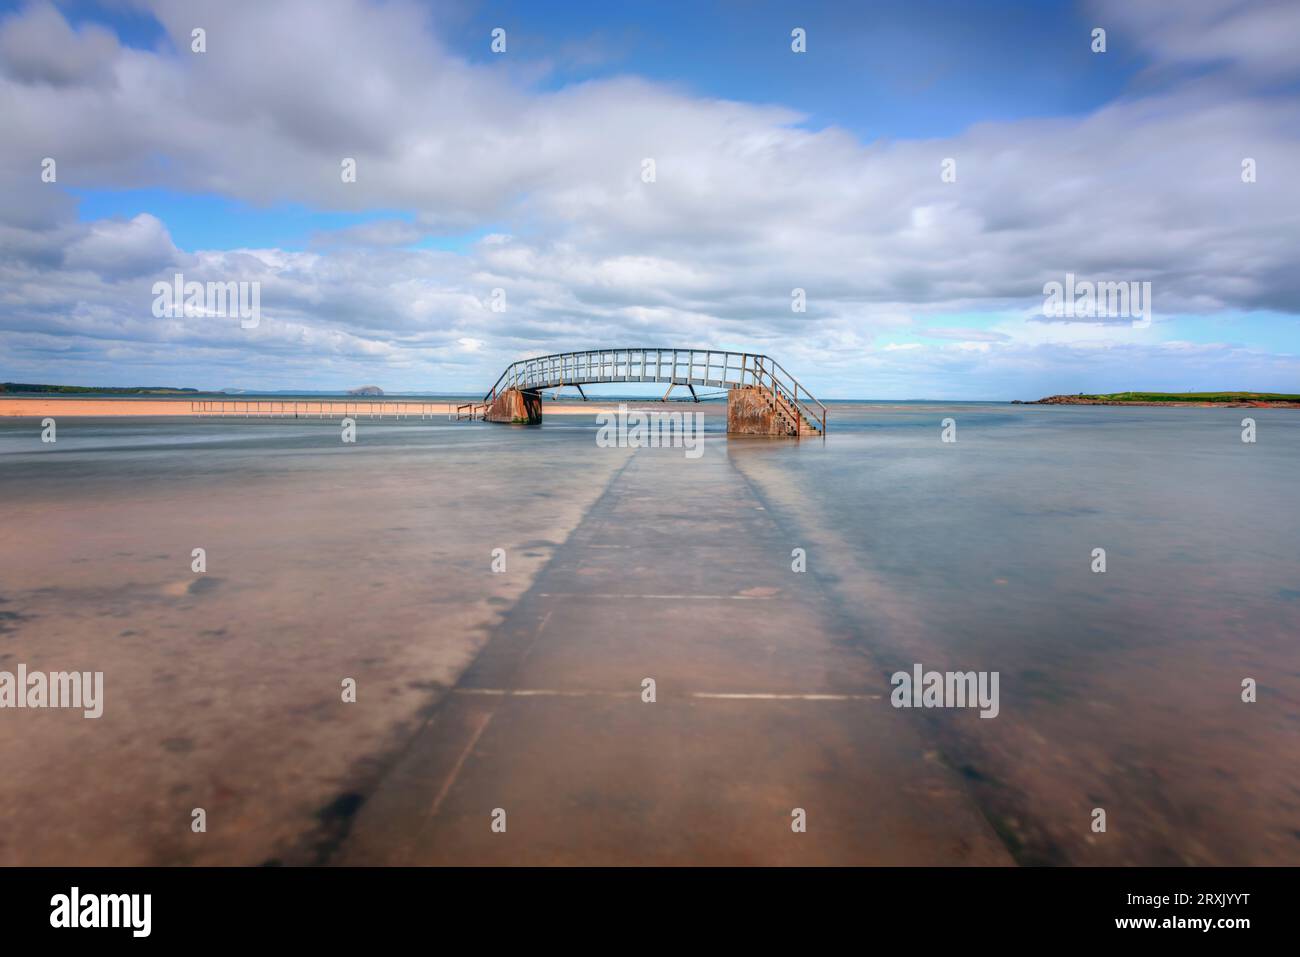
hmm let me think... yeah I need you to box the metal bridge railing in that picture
[484,348,826,433]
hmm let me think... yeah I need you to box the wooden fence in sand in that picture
[189,399,456,419]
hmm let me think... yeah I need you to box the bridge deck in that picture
[484,347,826,433]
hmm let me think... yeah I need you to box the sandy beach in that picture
[0,397,678,418]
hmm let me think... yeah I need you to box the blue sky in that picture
[450,0,1139,133]
[55,0,1143,252]
[1,0,1297,396]
[44,0,1141,137]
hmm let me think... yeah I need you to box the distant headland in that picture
[1,382,389,398]
[1017,392,1300,408]
[0,382,199,396]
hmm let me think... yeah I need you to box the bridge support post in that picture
[484,387,543,425]
[727,386,799,436]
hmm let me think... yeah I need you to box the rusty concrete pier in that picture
[483,387,542,424]
[479,348,826,436]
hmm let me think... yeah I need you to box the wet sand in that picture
[337,444,1010,864]
[2,405,1295,866]
[0,398,665,417]
[0,419,632,864]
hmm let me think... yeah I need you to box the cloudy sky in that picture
[1,0,1297,398]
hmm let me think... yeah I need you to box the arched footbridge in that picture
[464,348,826,436]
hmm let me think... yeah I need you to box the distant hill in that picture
[1020,391,1300,407]
[0,382,200,395]
[348,385,384,396]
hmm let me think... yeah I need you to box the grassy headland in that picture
[1,382,200,396]
[1021,391,1300,407]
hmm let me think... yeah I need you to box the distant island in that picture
[348,385,384,396]
[1017,392,1300,408]
[0,382,199,396]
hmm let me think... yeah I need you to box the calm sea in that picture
[0,402,1296,864]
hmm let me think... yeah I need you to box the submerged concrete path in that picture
[338,443,1011,865]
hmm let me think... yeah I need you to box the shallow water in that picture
[0,404,1296,864]
[728,402,1300,863]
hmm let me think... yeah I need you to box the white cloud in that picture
[1090,0,1300,80]
[63,213,185,278]
[0,0,1297,396]
[0,1,118,87]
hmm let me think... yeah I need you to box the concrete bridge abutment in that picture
[484,387,543,424]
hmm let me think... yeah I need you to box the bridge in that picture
[472,348,826,436]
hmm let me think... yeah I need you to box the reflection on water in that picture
[0,404,1296,864]
[728,402,1300,864]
